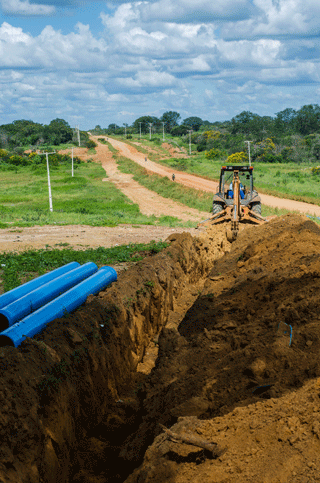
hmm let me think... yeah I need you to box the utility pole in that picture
[139,122,142,139]
[244,141,252,166]
[188,130,193,155]
[149,123,152,140]
[123,123,127,138]
[76,125,80,147]
[71,146,74,177]
[162,122,165,142]
[38,150,55,212]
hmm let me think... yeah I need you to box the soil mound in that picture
[123,214,320,482]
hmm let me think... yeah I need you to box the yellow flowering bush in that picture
[226,152,248,164]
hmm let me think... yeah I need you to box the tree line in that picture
[3,104,320,164]
[91,105,320,138]
[0,118,89,150]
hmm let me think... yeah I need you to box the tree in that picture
[132,116,159,134]
[160,111,181,133]
[45,118,73,145]
[182,116,203,131]
[171,125,188,136]
[295,104,320,135]
[230,111,263,136]
[274,108,297,134]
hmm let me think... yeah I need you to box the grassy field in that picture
[104,140,292,219]
[0,158,184,228]
[0,240,168,292]
[115,153,213,212]
[150,154,320,205]
[108,135,320,206]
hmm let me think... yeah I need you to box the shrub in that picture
[205,148,223,160]
[226,152,248,164]
[85,140,97,149]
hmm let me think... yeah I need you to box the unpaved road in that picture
[104,136,320,218]
[1,136,319,253]
[0,140,205,252]
[93,139,208,222]
[0,225,198,253]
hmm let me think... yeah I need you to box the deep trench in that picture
[69,285,203,483]
[0,229,227,483]
[2,216,320,483]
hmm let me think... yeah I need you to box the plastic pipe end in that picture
[0,312,10,332]
[0,335,15,347]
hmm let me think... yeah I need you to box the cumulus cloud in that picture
[0,0,56,16]
[128,0,255,23]
[222,0,320,39]
[116,70,177,92]
[1,0,320,127]
[0,21,107,68]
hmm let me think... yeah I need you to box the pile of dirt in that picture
[123,214,320,482]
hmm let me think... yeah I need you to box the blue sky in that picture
[0,0,320,130]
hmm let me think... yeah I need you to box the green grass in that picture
[111,147,295,219]
[115,153,212,213]
[158,155,320,206]
[0,158,186,228]
[0,240,168,292]
[109,136,320,206]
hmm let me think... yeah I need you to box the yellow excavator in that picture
[198,165,266,238]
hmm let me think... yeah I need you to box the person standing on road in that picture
[145,156,147,162]
[172,173,175,181]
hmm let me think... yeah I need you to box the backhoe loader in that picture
[198,165,266,239]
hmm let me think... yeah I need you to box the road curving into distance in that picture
[103,136,320,218]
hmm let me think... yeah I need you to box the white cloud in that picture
[218,38,282,66]
[117,70,177,90]
[1,0,320,127]
[140,0,254,22]
[0,22,107,68]
[1,0,55,16]
[222,0,320,39]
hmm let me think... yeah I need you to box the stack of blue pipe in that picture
[0,262,117,347]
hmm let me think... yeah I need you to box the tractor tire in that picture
[251,202,262,215]
[212,202,223,215]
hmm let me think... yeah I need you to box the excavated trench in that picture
[0,224,228,483]
[1,214,320,483]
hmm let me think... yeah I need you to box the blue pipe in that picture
[0,266,117,347]
[0,262,80,310]
[0,262,98,332]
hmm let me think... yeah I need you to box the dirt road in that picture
[104,136,320,218]
[93,140,208,223]
[0,141,205,252]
